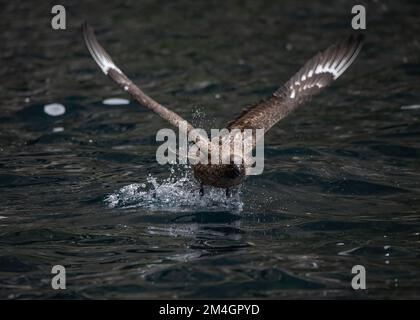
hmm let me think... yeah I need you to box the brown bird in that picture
[82,22,363,197]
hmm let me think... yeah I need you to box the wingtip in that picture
[330,33,363,79]
[348,33,365,52]
[81,21,92,40]
[82,21,121,75]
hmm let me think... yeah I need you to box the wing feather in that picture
[228,34,364,133]
[82,22,198,135]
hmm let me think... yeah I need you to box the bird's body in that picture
[193,163,245,189]
[82,22,363,196]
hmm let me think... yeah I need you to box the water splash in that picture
[105,166,243,212]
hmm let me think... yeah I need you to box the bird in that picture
[82,22,363,197]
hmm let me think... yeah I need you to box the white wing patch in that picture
[99,55,122,75]
[281,34,363,100]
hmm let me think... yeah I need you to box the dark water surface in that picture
[1,0,420,299]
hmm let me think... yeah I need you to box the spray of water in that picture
[105,107,243,212]
[105,166,243,212]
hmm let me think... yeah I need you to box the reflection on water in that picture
[1,0,420,299]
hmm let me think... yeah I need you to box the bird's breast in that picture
[193,163,246,188]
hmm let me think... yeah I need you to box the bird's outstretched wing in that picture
[82,22,201,139]
[227,35,364,134]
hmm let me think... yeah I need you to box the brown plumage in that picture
[82,22,363,195]
[227,35,363,145]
